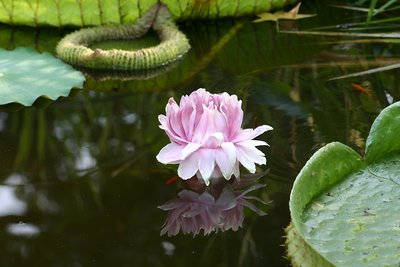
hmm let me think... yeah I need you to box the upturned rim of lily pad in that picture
[287,101,400,266]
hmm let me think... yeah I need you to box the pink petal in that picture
[192,106,209,143]
[159,114,188,145]
[181,105,196,141]
[214,110,228,136]
[163,128,188,145]
[165,97,178,114]
[168,110,186,140]
[156,143,184,164]
[226,102,243,138]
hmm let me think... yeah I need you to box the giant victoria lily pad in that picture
[286,102,400,266]
[0,48,85,106]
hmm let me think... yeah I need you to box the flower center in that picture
[204,132,224,148]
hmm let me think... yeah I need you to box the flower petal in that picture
[232,125,273,143]
[156,143,184,164]
[158,114,167,126]
[237,143,267,164]
[181,104,196,141]
[241,143,267,165]
[215,142,236,179]
[236,146,257,173]
[198,150,215,182]
[181,142,202,159]
[178,152,200,179]
[233,161,240,177]
[192,106,209,143]
[240,139,269,147]
[204,132,224,148]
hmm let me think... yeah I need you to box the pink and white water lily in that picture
[156,88,272,185]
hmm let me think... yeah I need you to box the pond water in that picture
[0,0,399,266]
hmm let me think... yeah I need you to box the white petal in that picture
[156,143,184,164]
[158,114,167,126]
[198,150,215,182]
[215,151,232,179]
[221,142,236,162]
[240,140,269,147]
[233,161,240,177]
[215,143,236,179]
[202,176,211,186]
[178,152,200,179]
[181,142,202,159]
[163,128,188,144]
[204,132,224,148]
[232,125,273,143]
[236,146,256,173]
[238,144,266,164]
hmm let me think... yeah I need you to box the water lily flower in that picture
[156,89,272,185]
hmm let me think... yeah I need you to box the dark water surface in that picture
[0,1,399,266]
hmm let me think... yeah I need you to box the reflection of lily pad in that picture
[286,102,400,266]
[0,48,85,106]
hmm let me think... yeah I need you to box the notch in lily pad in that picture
[0,47,85,107]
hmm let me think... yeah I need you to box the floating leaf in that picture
[286,102,400,266]
[253,3,315,23]
[0,48,85,106]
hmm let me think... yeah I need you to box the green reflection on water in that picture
[0,0,399,266]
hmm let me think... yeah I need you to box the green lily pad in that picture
[286,102,400,267]
[0,48,85,106]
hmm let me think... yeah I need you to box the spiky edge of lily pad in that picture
[56,4,190,70]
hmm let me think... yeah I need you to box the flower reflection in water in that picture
[159,174,268,236]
